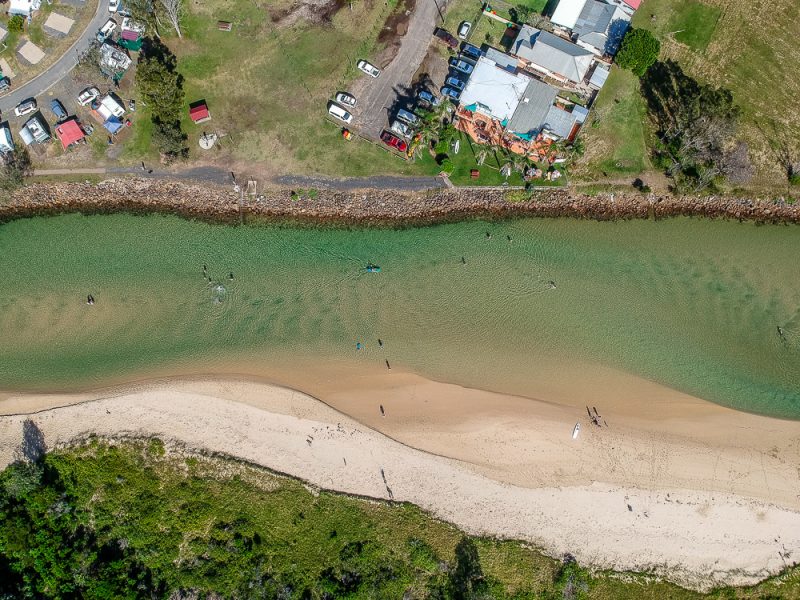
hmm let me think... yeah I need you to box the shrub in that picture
[616,28,660,77]
[439,158,454,175]
[8,15,24,33]
[789,173,800,186]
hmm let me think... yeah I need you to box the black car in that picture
[461,43,481,60]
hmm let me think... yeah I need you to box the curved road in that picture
[0,0,107,113]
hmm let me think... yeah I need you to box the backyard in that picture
[577,0,800,191]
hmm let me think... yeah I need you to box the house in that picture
[484,47,519,73]
[99,42,132,73]
[55,118,85,150]
[96,94,126,121]
[0,124,14,154]
[43,12,76,38]
[20,115,50,145]
[607,0,639,16]
[8,0,40,17]
[513,27,594,85]
[572,0,630,56]
[189,101,211,124]
[588,63,610,89]
[17,41,46,66]
[550,0,587,30]
[454,57,580,157]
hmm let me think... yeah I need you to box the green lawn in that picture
[121,0,425,178]
[575,67,650,178]
[3,440,800,598]
[667,0,721,51]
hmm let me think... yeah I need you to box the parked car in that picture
[458,21,471,39]
[77,87,100,107]
[441,87,461,101]
[449,58,474,75]
[0,77,10,92]
[445,76,466,91]
[357,60,380,78]
[97,18,117,42]
[380,130,408,152]
[434,27,459,49]
[14,98,37,117]
[461,43,481,60]
[108,0,120,12]
[50,99,68,121]
[83,122,95,135]
[335,92,357,108]
[327,102,353,124]
[396,108,419,126]
[390,120,412,138]
[417,90,440,107]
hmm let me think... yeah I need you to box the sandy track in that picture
[1,377,798,591]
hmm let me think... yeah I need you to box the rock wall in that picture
[2,178,799,227]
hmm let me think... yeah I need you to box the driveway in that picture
[351,0,447,139]
[0,0,107,114]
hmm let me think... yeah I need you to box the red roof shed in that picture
[623,0,641,9]
[55,119,85,150]
[189,102,210,123]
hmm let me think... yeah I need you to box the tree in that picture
[615,28,660,76]
[136,38,188,159]
[0,146,32,193]
[158,0,183,37]
[640,60,740,191]
[7,15,24,33]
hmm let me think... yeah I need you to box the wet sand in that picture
[1,371,798,590]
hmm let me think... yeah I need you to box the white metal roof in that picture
[459,57,529,122]
[551,0,588,29]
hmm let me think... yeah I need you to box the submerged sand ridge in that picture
[1,376,798,591]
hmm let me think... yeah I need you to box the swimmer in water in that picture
[507,235,512,242]
[486,232,492,239]
[548,281,556,289]
[461,256,466,264]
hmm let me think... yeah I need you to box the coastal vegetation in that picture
[1,439,799,599]
[576,0,800,192]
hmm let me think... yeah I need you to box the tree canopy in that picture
[641,60,745,191]
[615,28,660,77]
[0,146,32,193]
[135,38,188,160]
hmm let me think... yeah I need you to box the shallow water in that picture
[0,214,798,418]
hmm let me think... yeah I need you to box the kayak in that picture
[366,264,381,273]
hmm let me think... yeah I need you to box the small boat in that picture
[366,263,381,273]
[572,422,580,439]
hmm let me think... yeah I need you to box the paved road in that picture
[273,174,445,191]
[351,0,445,139]
[34,167,447,190]
[0,0,107,114]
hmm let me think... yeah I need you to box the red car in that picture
[380,130,408,152]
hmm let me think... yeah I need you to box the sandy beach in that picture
[1,371,799,591]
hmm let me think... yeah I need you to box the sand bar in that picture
[1,376,799,591]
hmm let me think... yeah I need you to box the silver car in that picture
[335,92,357,108]
[390,120,412,138]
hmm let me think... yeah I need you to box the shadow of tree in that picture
[16,419,47,463]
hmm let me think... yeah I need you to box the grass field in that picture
[2,440,800,598]
[667,0,721,51]
[121,0,425,178]
[578,0,800,191]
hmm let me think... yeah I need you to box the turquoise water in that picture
[0,214,799,418]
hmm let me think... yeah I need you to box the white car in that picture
[357,60,380,78]
[77,87,100,107]
[335,92,356,108]
[97,18,117,41]
[14,99,37,117]
[109,0,120,12]
[458,21,472,39]
[328,102,353,124]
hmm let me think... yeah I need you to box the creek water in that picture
[0,213,798,418]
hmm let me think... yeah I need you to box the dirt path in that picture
[350,0,446,139]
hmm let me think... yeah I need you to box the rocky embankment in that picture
[2,178,799,226]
